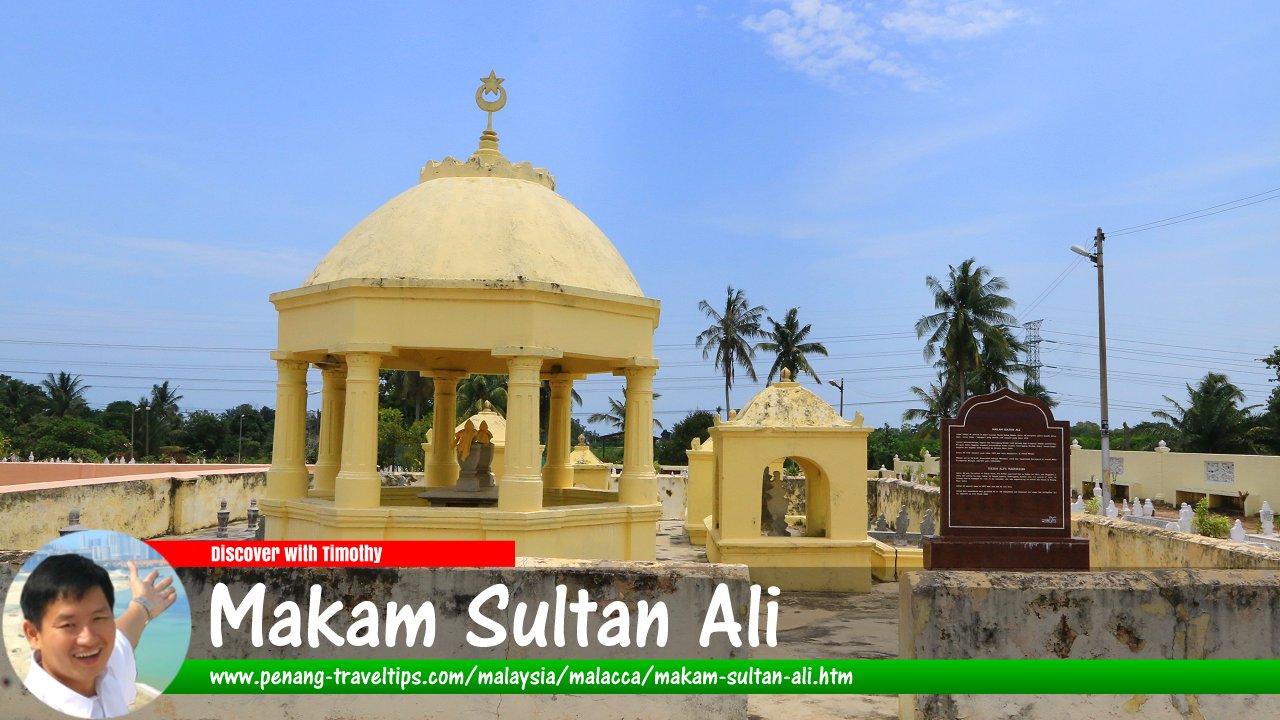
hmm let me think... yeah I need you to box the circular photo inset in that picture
[4,530,190,718]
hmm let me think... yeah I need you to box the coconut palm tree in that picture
[41,372,90,417]
[758,307,829,384]
[456,375,507,418]
[1021,378,1058,408]
[972,324,1027,395]
[587,392,663,431]
[696,286,766,418]
[915,259,1017,404]
[1152,373,1259,453]
[902,375,956,440]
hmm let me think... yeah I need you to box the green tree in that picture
[221,405,273,462]
[379,370,434,424]
[587,392,663,432]
[758,307,828,384]
[655,410,716,465]
[0,374,46,437]
[456,375,507,418]
[177,410,228,459]
[972,324,1026,395]
[1021,378,1058,409]
[41,372,90,417]
[696,286,766,417]
[1152,372,1259,453]
[902,375,955,440]
[377,407,417,469]
[141,381,184,455]
[915,259,1017,405]
[19,415,126,461]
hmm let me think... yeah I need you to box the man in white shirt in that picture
[19,553,177,719]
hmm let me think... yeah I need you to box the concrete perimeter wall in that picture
[868,478,1280,569]
[901,569,1279,719]
[0,470,267,549]
[0,555,750,720]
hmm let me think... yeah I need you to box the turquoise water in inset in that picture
[109,576,191,690]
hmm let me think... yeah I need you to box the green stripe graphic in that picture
[168,659,1280,695]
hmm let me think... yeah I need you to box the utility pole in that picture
[1072,228,1110,509]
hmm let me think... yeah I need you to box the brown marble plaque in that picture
[924,389,1088,570]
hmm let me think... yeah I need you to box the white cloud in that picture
[742,0,1024,90]
[883,0,1022,41]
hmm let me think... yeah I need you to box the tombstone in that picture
[924,389,1088,571]
[894,505,910,546]
[1121,499,1130,515]
[920,509,936,536]
[761,470,788,537]
[1230,519,1246,542]
[1143,499,1155,518]
[1261,501,1274,537]
[1093,481,1103,500]
[246,498,260,530]
[29,452,35,462]
[1178,503,1193,533]
[1165,521,1179,531]
[875,514,888,532]
[1070,496,1084,514]
[216,499,230,538]
[1105,500,1118,519]
[254,516,266,541]
[59,509,85,537]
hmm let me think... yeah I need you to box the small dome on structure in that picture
[726,379,849,428]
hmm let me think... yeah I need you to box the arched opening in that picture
[758,456,828,538]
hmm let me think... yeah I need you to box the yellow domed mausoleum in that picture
[260,73,662,559]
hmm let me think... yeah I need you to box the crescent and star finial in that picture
[476,70,507,131]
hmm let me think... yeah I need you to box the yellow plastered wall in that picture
[710,428,870,542]
[1070,446,1280,515]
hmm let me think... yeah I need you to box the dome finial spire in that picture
[474,70,507,163]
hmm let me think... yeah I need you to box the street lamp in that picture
[1071,228,1111,510]
[238,414,246,464]
[143,405,151,460]
[828,377,845,417]
[131,405,145,460]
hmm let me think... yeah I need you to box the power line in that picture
[1109,186,1280,237]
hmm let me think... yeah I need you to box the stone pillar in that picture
[334,352,382,508]
[499,356,544,511]
[541,375,575,489]
[619,365,657,505]
[312,365,346,496]
[265,358,309,500]
[425,371,465,488]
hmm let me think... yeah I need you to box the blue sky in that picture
[2,1,1278,433]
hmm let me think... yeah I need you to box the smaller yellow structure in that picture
[703,370,921,591]
[569,435,612,490]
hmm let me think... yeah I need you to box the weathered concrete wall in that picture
[1070,445,1280,516]
[1073,515,1280,569]
[0,555,750,719]
[868,477,940,532]
[901,569,1279,719]
[0,471,267,549]
[657,472,687,520]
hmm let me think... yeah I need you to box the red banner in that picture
[146,540,515,568]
